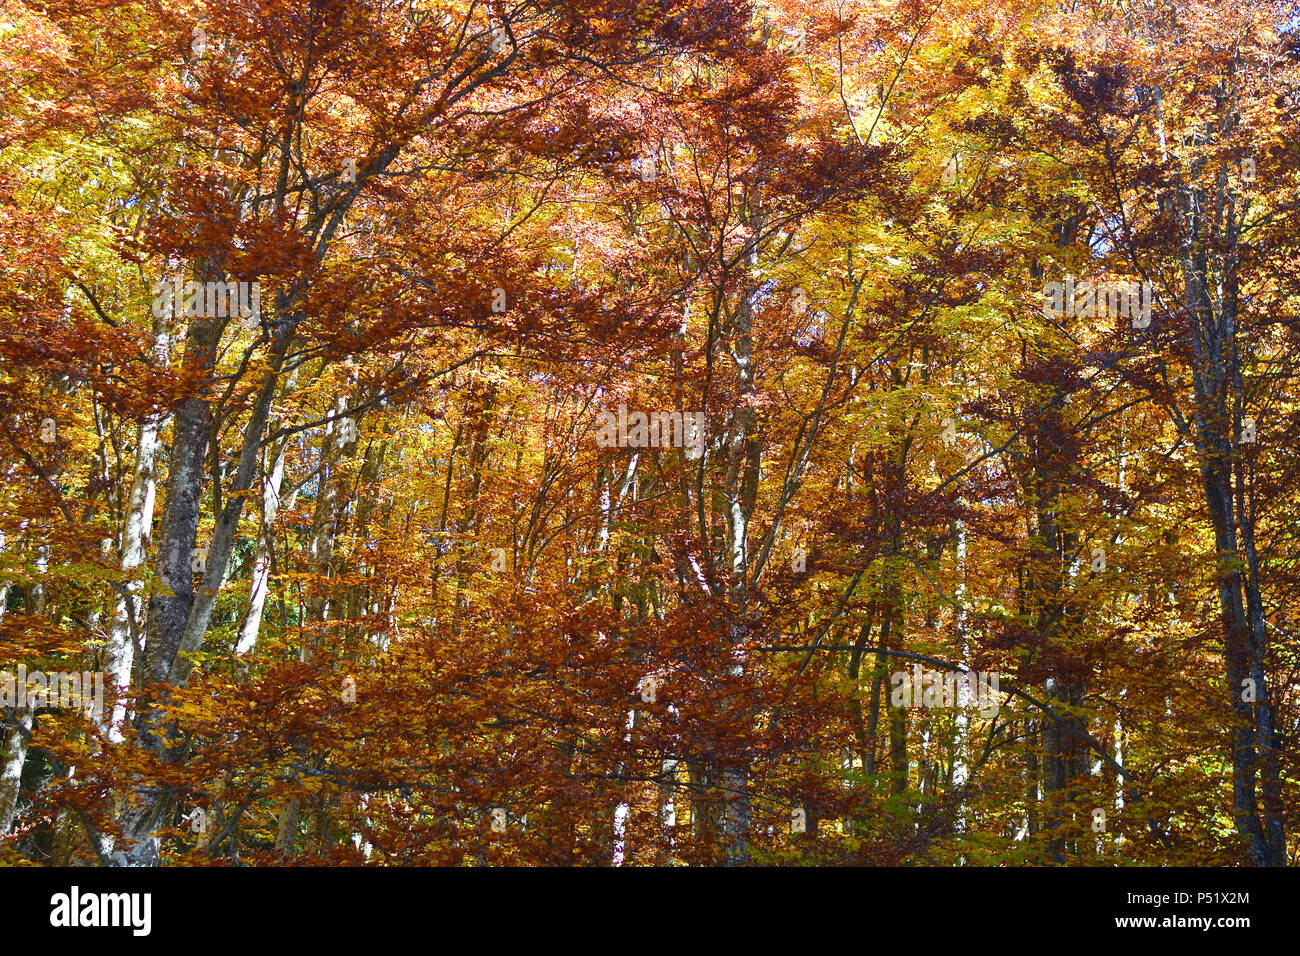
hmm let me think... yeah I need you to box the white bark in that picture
[0,710,32,835]
[236,437,288,656]
[105,410,164,742]
[0,540,28,834]
[237,367,302,656]
[612,803,628,866]
[952,515,969,852]
[0,539,45,833]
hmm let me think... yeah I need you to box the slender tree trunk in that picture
[879,607,908,797]
[105,412,164,741]
[0,710,31,836]
[1023,718,1039,842]
[104,319,170,744]
[0,542,46,834]
[236,367,300,655]
[118,296,294,865]
[236,438,286,656]
[717,208,764,866]
[848,617,876,775]
[0,539,22,835]
[952,515,969,849]
[277,394,354,859]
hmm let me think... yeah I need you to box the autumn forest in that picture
[0,0,1297,868]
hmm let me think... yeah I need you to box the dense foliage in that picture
[0,0,1297,866]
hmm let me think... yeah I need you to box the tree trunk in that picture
[105,406,165,742]
[235,368,300,655]
[0,542,46,834]
[117,297,294,865]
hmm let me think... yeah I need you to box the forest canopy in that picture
[0,0,1297,867]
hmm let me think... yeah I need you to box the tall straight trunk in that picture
[918,536,945,808]
[1023,718,1039,841]
[1242,528,1286,864]
[1112,700,1125,853]
[0,710,31,835]
[116,304,220,863]
[236,437,287,656]
[1182,237,1278,865]
[94,406,166,859]
[118,298,295,865]
[302,394,351,660]
[142,310,222,695]
[716,206,763,866]
[1157,72,1284,864]
[105,413,164,741]
[276,395,354,859]
[1024,223,1088,864]
[864,654,885,779]
[1041,676,1072,862]
[1035,514,1087,865]
[168,319,294,687]
[104,319,170,742]
[342,429,388,638]
[847,616,877,776]
[0,541,46,834]
[687,762,719,849]
[657,758,678,864]
[877,384,913,802]
[1195,429,1269,863]
[1236,371,1285,864]
[877,606,908,797]
[453,379,497,622]
[0,538,20,835]
[0,551,30,834]
[951,515,969,846]
[274,800,301,857]
[236,364,300,656]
